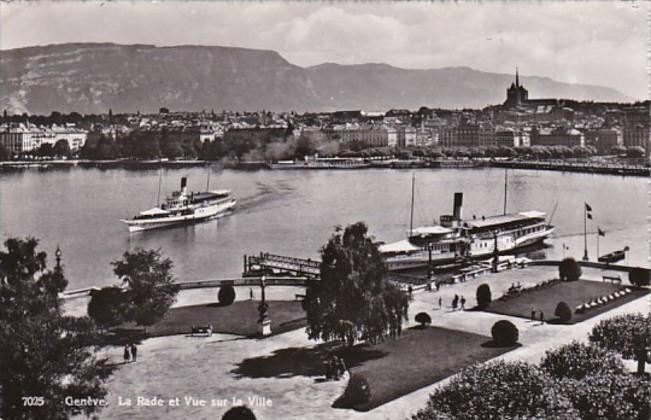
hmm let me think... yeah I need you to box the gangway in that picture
[244,253,321,277]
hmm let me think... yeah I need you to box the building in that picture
[0,124,88,153]
[325,126,389,148]
[504,68,529,107]
[584,129,620,153]
[495,129,516,147]
[530,127,584,147]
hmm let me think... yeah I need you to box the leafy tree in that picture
[476,283,491,309]
[53,139,71,157]
[222,405,257,420]
[491,320,519,346]
[540,341,624,380]
[162,140,184,160]
[626,146,646,158]
[304,222,409,346]
[0,143,11,161]
[590,313,651,374]
[0,238,114,419]
[629,267,650,287]
[112,248,179,329]
[38,142,54,157]
[554,301,572,323]
[559,258,582,281]
[411,360,578,420]
[87,286,127,330]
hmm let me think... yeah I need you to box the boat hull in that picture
[123,200,236,232]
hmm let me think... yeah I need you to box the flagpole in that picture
[583,203,588,261]
[596,227,600,260]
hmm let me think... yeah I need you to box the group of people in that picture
[531,308,545,324]
[123,343,138,363]
[324,355,347,381]
[451,294,466,310]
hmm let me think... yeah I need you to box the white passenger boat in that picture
[380,189,554,271]
[121,177,236,232]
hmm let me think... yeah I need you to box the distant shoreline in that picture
[0,158,648,177]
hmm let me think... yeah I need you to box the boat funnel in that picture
[453,192,463,220]
[181,177,188,196]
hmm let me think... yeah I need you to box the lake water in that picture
[1,166,647,290]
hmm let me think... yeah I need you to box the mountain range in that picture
[0,43,634,115]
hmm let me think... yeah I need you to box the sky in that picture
[0,1,648,99]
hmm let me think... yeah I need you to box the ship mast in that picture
[206,166,211,191]
[409,172,415,237]
[503,168,508,215]
[157,169,163,207]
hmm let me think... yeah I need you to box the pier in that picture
[244,253,321,277]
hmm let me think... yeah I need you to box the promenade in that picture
[74,265,649,420]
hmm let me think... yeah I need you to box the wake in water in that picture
[235,180,296,213]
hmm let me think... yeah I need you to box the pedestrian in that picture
[436,282,440,292]
[460,296,466,311]
[531,308,536,321]
[408,285,413,298]
[249,287,254,300]
[539,310,545,324]
[452,294,459,310]
[130,343,138,362]
[438,296,442,309]
[123,344,131,363]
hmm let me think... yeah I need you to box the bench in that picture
[602,274,622,284]
[191,325,213,337]
[295,293,306,301]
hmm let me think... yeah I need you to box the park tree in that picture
[304,222,409,346]
[559,257,582,281]
[590,313,651,374]
[411,360,578,420]
[626,146,646,158]
[38,142,54,158]
[540,341,624,380]
[491,320,519,346]
[53,139,71,157]
[0,143,11,161]
[629,267,650,287]
[0,238,114,419]
[475,283,491,309]
[112,248,180,329]
[87,286,128,330]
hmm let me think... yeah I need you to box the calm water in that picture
[1,166,647,290]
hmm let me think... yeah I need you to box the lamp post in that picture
[258,274,271,337]
[55,245,62,269]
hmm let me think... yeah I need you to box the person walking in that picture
[539,310,545,325]
[438,296,442,309]
[130,343,138,362]
[460,296,466,311]
[123,344,131,363]
[531,308,536,321]
[436,282,440,292]
[249,287,254,300]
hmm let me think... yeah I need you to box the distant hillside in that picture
[0,43,633,114]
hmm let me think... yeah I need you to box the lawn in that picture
[483,280,649,324]
[118,300,307,338]
[335,326,517,411]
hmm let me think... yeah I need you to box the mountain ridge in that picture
[0,42,634,114]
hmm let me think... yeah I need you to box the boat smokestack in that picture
[181,177,188,196]
[453,192,463,220]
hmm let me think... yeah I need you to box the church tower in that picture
[504,67,528,107]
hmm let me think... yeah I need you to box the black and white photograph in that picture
[0,1,649,419]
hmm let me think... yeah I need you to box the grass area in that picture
[118,300,306,338]
[483,280,649,324]
[336,326,517,411]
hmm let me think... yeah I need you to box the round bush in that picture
[554,301,573,323]
[218,285,236,306]
[476,283,492,309]
[222,405,256,420]
[415,312,432,327]
[491,320,519,346]
[628,268,650,287]
[559,258,582,281]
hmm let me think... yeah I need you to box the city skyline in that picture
[0,1,647,99]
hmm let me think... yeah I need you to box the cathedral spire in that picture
[515,66,519,87]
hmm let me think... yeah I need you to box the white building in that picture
[0,123,88,153]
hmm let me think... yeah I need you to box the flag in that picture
[598,228,606,236]
[585,203,592,212]
[587,213,593,220]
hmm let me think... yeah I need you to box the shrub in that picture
[87,286,127,329]
[590,313,651,374]
[411,360,578,420]
[222,405,256,420]
[491,320,519,346]
[415,312,432,327]
[218,285,236,306]
[476,283,491,309]
[554,301,572,323]
[559,258,582,281]
[540,341,624,380]
[334,373,371,408]
[629,268,650,287]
